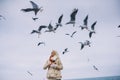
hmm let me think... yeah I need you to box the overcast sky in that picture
[0,0,120,80]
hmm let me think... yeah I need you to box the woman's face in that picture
[51,51,56,57]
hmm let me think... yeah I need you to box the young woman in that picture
[43,50,63,80]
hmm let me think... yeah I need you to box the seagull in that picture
[32,17,38,21]
[27,71,33,76]
[21,1,43,15]
[31,30,40,34]
[0,15,6,20]
[37,42,45,46]
[45,22,56,33]
[62,48,69,54]
[93,65,99,71]
[88,21,97,38]
[66,8,78,27]
[78,40,91,50]
[79,15,89,30]
[65,31,77,38]
[56,14,63,27]
[31,25,47,37]
[84,40,91,47]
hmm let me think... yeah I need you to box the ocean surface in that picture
[65,75,120,80]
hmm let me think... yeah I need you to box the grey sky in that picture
[0,0,120,80]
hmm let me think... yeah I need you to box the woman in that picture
[43,50,63,80]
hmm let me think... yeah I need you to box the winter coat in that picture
[43,57,63,79]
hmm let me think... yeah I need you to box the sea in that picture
[65,75,120,80]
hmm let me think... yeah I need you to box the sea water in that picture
[65,75,120,80]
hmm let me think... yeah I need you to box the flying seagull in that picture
[27,71,33,76]
[21,1,43,15]
[78,40,91,50]
[37,42,45,46]
[32,17,38,21]
[0,15,6,20]
[45,22,57,33]
[65,31,77,38]
[62,48,69,54]
[66,8,78,27]
[31,25,47,37]
[93,65,99,71]
[88,21,97,38]
[79,15,89,30]
[56,14,63,27]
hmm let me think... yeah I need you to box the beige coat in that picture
[43,57,63,79]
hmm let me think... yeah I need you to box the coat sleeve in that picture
[55,60,63,70]
[43,60,50,70]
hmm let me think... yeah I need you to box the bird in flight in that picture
[79,15,89,30]
[92,65,99,71]
[0,15,6,20]
[32,17,38,21]
[37,42,45,46]
[21,1,43,15]
[62,48,69,54]
[27,71,33,76]
[88,21,97,38]
[56,14,63,27]
[78,40,91,50]
[45,22,57,33]
[65,31,77,38]
[31,25,47,38]
[66,8,78,27]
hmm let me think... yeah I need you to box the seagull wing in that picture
[32,17,38,21]
[65,33,70,35]
[81,43,84,50]
[91,21,97,30]
[89,31,95,38]
[38,25,47,31]
[70,8,78,21]
[79,42,84,50]
[0,15,6,20]
[84,15,88,26]
[89,32,92,38]
[21,8,33,12]
[31,30,39,34]
[38,42,45,46]
[58,14,63,23]
[71,31,77,37]
[30,1,39,9]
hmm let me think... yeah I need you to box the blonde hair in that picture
[51,50,60,59]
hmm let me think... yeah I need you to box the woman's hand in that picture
[50,63,57,68]
[48,61,52,66]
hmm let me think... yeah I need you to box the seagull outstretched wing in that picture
[30,1,39,9]
[70,8,78,21]
[84,15,88,26]
[91,21,97,30]
[58,14,63,23]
